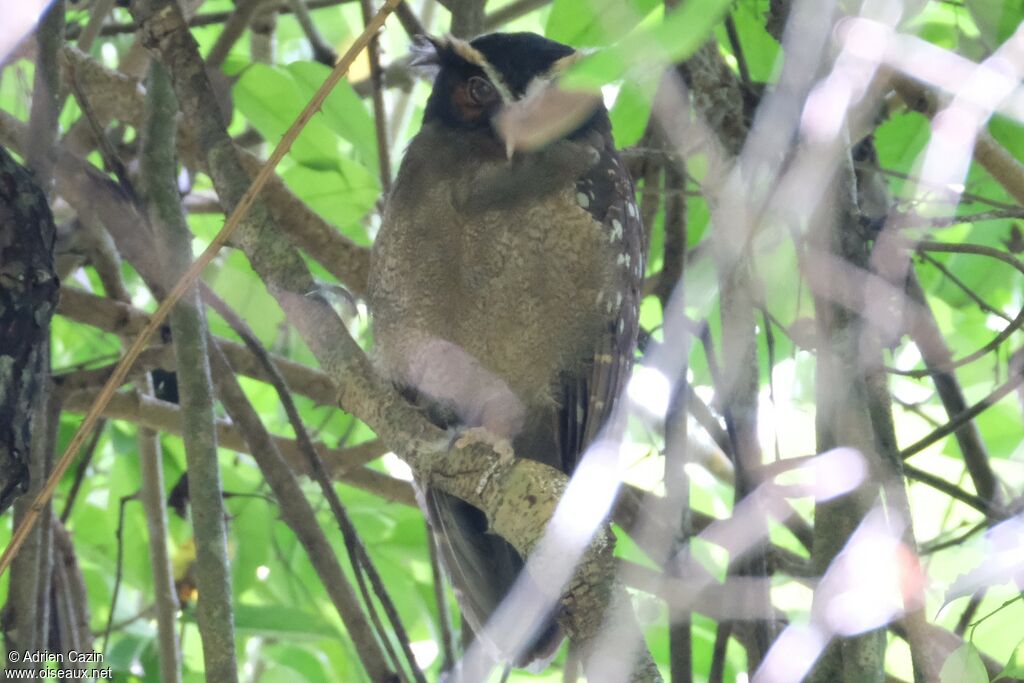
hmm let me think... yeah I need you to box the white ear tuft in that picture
[409,34,442,81]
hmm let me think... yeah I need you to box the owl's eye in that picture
[467,76,497,105]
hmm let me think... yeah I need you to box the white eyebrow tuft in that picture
[442,35,515,104]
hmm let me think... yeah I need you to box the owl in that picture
[368,31,644,668]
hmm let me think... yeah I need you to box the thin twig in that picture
[901,271,1002,504]
[287,0,338,65]
[102,493,137,650]
[886,241,1024,378]
[86,0,352,37]
[708,622,731,683]
[427,528,456,671]
[919,520,988,555]
[899,370,1024,460]
[206,0,265,70]
[394,2,426,38]
[723,14,750,86]
[357,0,392,191]
[920,252,1013,323]
[76,0,116,52]
[898,209,1024,230]
[862,163,1022,214]
[902,464,995,516]
[954,590,986,637]
[59,419,106,523]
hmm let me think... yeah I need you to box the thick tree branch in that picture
[0,2,63,660]
[142,60,238,683]
[0,148,59,513]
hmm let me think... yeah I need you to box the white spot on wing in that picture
[577,192,590,208]
[610,219,623,241]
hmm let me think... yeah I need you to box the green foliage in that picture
[940,642,989,683]
[1000,638,1024,681]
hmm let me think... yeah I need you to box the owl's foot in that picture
[452,427,515,464]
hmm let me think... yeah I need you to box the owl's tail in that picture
[426,488,563,671]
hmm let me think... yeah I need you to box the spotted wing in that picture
[559,123,644,473]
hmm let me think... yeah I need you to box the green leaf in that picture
[286,61,379,175]
[233,64,339,169]
[281,163,378,244]
[609,81,654,148]
[262,644,332,682]
[940,642,989,683]
[989,117,1024,163]
[563,0,733,89]
[209,250,286,342]
[966,0,1024,45]
[231,604,340,640]
[546,0,660,47]
[999,638,1024,680]
[718,2,780,83]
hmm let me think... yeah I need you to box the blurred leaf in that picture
[940,642,988,683]
[609,81,654,148]
[1000,638,1024,680]
[563,0,733,89]
[944,516,1024,606]
[972,398,1024,458]
[989,117,1024,163]
[231,604,340,640]
[262,644,332,682]
[716,1,780,83]
[229,494,274,596]
[209,250,286,343]
[106,632,152,674]
[546,0,660,47]
[281,163,378,245]
[233,64,339,169]
[966,0,1024,46]
[287,61,379,175]
[874,111,930,182]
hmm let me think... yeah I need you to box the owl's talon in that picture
[452,427,515,464]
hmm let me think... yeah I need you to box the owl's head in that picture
[414,32,601,149]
